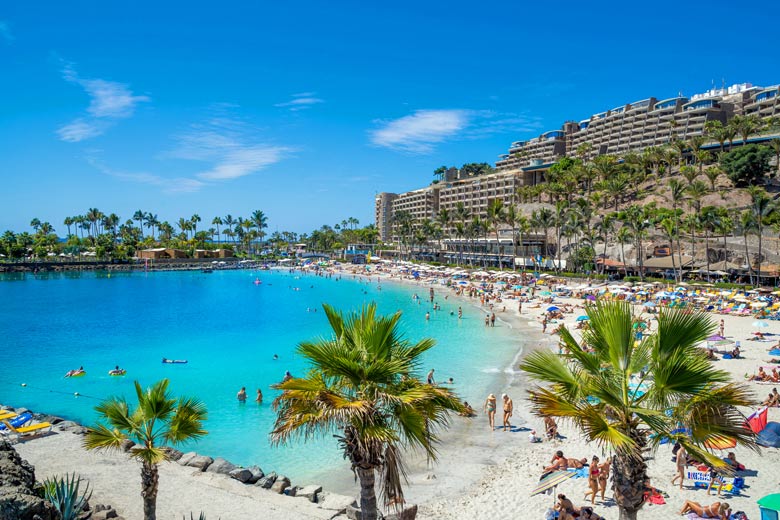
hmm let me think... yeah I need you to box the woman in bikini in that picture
[598,457,611,501]
[554,494,578,520]
[583,456,600,504]
[483,393,497,430]
[671,444,687,489]
[679,501,730,519]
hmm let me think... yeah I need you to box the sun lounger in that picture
[0,411,17,420]
[1,419,52,440]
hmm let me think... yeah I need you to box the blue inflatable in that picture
[758,422,780,448]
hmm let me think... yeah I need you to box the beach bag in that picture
[730,512,748,520]
[545,508,558,520]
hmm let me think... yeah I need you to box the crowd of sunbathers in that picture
[747,366,780,382]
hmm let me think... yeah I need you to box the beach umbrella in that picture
[753,321,770,329]
[585,294,597,301]
[642,301,656,307]
[576,315,589,321]
[530,470,576,497]
[546,306,560,312]
[707,334,726,341]
[539,291,552,296]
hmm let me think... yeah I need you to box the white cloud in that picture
[57,119,108,143]
[369,109,543,154]
[169,117,292,181]
[0,21,13,42]
[57,63,149,142]
[86,156,205,193]
[369,109,470,154]
[274,92,324,111]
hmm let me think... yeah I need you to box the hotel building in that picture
[376,82,780,249]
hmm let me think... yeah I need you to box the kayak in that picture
[162,359,188,364]
[108,369,126,376]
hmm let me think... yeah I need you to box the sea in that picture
[0,268,523,479]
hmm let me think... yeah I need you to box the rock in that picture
[345,501,362,520]
[57,420,87,434]
[384,504,418,520]
[317,492,355,513]
[255,471,277,489]
[0,439,59,519]
[286,486,301,497]
[185,455,213,471]
[92,508,119,520]
[120,439,134,452]
[176,451,198,466]
[161,447,183,461]
[205,457,235,474]
[270,476,291,494]
[229,468,253,483]
[295,484,322,503]
[15,408,29,415]
[246,465,264,483]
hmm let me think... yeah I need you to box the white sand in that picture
[9,271,780,519]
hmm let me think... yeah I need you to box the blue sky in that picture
[2,1,779,235]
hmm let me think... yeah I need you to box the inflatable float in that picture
[108,369,126,376]
[162,358,188,364]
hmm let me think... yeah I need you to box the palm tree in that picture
[63,216,74,237]
[84,379,208,520]
[733,114,763,146]
[520,302,757,520]
[737,211,757,284]
[144,213,159,241]
[658,217,679,281]
[211,217,223,244]
[750,189,774,283]
[615,226,632,268]
[593,216,614,275]
[436,208,450,259]
[503,205,520,270]
[271,304,462,520]
[487,199,505,269]
[190,214,201,237]
[251,210,268,250]
[133,210,146,238]
[769,138,780,177]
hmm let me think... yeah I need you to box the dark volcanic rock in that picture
[0,440,58,520]
[205,457,235,474]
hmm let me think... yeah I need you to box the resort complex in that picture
[375,81,780,276]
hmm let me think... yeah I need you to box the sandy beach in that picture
[6,268,780,519]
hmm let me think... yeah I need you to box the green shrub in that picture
[720,144,773,187]
[42,473,92,520]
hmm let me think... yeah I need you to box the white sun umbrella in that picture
[752,321,770,329]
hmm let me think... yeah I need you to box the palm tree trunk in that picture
[758,223,763,284]
[356,466,378,520]
[612,432,648,520]
[141,462,159,520]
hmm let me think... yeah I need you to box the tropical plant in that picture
[721,144,773,186]
[42,473,92,520]
[271,304,462,520]
[84,379,208,520]
[520,302,757,520]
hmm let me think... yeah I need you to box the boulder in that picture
[57,420,87,434]
[0,440,58,520]
[14,408,29,416]
[384,504,418,520]
[205,457,235,475]
[317,492,355,513]
[270,476,291,494]
[176,452,198,466]
[246,465,264,483]
[185,455,213,471]
[295,484,322,503]
[92,508,119,520]
[255,471,277,489]
[162,447,183,461]
[229,468,254,483]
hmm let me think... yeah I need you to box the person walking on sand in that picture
[237,387,247,402]
[671,444,687,489]
[598,457,611,501]
[518,301,522,314]
[583,456,600,504]
[501,393,513,431]
[427,368,436,385]
[719,319,725,337]
[484,393,497,430]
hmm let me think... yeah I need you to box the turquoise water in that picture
[0,269,521,477]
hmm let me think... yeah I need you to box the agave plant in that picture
[42,472,92,520]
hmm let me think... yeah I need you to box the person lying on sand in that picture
[554,494,579,520]
[730,346,741,358]
[679,500,730,520]
[579,506,604,520]
[567,457,588,469]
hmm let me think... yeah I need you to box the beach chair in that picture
[1,418,52,441]
[0,411,17,421]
